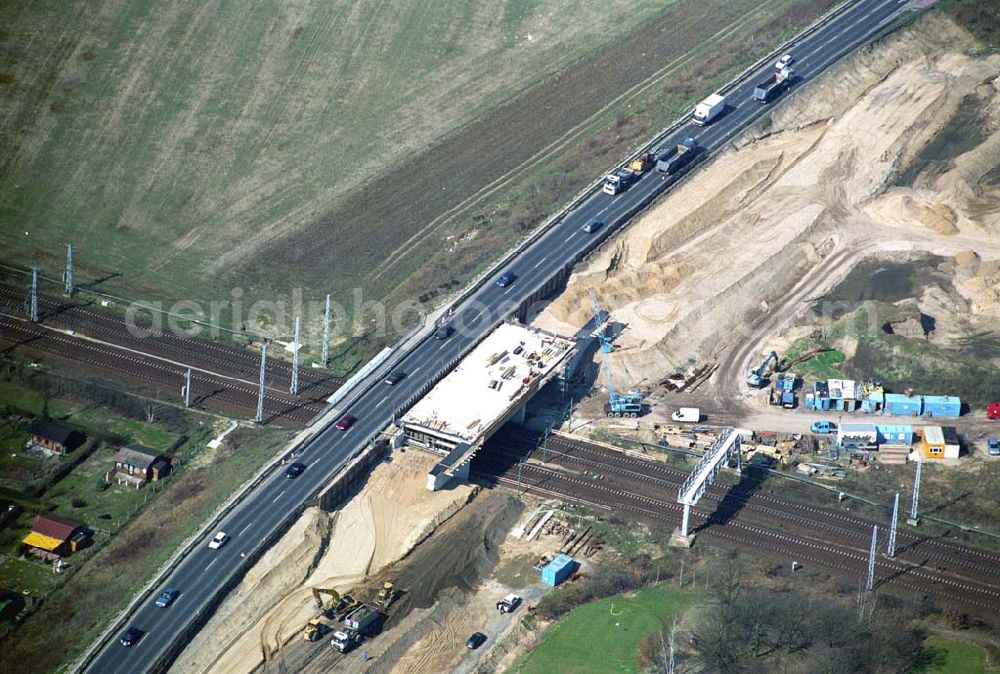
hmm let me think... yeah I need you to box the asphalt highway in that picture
[85,1,914,671]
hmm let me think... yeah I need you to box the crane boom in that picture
[588,288,613,353]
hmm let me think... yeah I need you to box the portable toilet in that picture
[920,426,946,459]
[541,554,577,587]
[804,393,815,411]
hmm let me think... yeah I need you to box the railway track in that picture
[1,317,323,425]
[0,284,342,397]
[476,459,1000,613]
[495,427,1000,578]
[475,428,1000,614]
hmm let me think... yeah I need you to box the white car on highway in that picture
[208,531,229,550]
[775,53,794,69]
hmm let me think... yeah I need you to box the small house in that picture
[114,445,170,487]
[27,420,86,457]
[920,425,947,459]
[22,514,87,558]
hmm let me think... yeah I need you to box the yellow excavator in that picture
[303,588,345,642]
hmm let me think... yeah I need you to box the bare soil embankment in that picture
[169,450,477,674]
[533,11,1000,404]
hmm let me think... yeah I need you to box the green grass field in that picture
[512,585,696,674]
[0,0,838,346]
[917,636,994,674]
[0,0,665,307]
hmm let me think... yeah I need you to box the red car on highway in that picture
[335,414,357,431]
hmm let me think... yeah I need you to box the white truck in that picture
[330,629,363,653]
[671,407,701,423]
[497,594,522,615]
[692,93,726,125]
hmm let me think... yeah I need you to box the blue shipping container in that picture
[921,395,961,418]
[541,554,577,587]
[884,393,921,417]
[818,397,831,411]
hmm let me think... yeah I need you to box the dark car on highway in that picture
[384,370,406,385]
[119,627,143,647]
[335,414,357,431]
[466,632,487,650]
[155,588,178,608]
[435,323,453,340]
[284,462,306,478]
[496,271,516,288]
[582,219,603,233]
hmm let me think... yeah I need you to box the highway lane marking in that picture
[503,286,515,295]
[272,489,286,503]
[375,395,387,408]
[205,558,218,571]
[239,522,253,536]
[532,257,547,269]
[564,232,575,243]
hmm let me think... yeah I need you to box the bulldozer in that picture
[373,581,396,610]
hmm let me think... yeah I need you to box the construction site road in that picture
[473,427,1000,618]
[80,2,920,672]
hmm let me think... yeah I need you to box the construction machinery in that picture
[373,581,396,610]
[312,588,342,613]
[600,345,642,417]
[303,588,356,642]
[627,151,656,174]
[588,288,614,353]
[746,351,778,387]
[331,629,364,653]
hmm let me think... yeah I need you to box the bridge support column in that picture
[669,504,695,548]
[513,403,527,425]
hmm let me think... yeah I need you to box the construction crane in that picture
[599,345,642,417]
[746,351,778,388]
[588,288,614,353]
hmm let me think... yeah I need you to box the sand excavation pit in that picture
[260,490,524,674]
[169,450,477,674]
[533,11,1000,402]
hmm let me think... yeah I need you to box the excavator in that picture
[303,588,357,642]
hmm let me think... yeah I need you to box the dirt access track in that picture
[534,11,1000,409]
